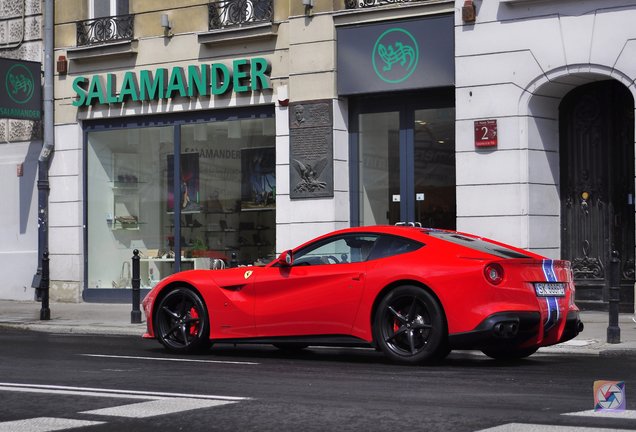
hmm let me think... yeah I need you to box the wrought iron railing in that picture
[76,14,134,47]
[208,0,273,30]
[345,0,424,9]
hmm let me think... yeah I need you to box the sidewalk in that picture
[0,300,635,355]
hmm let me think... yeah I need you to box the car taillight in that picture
[484,263,504,285]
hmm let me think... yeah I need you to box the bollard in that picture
[40,250,50,321]
[230,251,238,268]
[607,250,621,344]
[131,249,142,324]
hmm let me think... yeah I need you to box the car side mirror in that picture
[277,250,293,267]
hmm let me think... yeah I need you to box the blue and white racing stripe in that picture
[541,259,560,331]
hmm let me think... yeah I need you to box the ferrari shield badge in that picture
[244,270,253,280]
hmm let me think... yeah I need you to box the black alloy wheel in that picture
[155,287,211,353]
[481,346,538,360]
[373,285,448,364]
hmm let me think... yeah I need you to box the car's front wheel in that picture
[155,287,211,354]
[373,285,448,364]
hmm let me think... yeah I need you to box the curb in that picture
[0,322,145,337]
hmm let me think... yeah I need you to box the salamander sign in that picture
[0,58,42,120]
[337,15,454,95]
[72,57,271,107]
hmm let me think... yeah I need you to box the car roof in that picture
[298,225,540,260]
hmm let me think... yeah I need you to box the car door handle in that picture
[352,273,363,281]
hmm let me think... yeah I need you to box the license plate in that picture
[534,282,566,297]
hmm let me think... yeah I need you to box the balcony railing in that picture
[76,14,134,47]
[345,0,424,9]
[208,0,273,30]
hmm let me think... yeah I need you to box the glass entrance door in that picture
[413,108,456,229]
[358,111,400,225]
[353,93,456,228]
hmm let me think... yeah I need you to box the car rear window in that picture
[425,231,531,259]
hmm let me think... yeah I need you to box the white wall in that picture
[49,124,83,301]
[275,98,350,252]
[0,141,40,300]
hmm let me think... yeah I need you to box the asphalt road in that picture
[0,329,635,432]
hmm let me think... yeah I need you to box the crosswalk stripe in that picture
[0,382,249,401]
[81,398,236,418]
[477,423,636,432]
[0,417,104,432]
[562,410,636,419]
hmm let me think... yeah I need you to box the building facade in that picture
[0,0,632,312]
[0,0,43,301]
[456,0,636,311]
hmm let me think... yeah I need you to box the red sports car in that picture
[142,225,583,364]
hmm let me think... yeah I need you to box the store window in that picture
[87,127,173,290]
[86,116,275,292]
[180,119,276,268]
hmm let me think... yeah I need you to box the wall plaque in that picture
[289,100,333,199]
[474,119,498,148]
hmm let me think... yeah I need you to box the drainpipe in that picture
[33,0,54,319]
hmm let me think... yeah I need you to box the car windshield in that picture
[425,230,531,259]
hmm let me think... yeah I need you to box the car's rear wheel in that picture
[373,285,447,364]
[481,347,538,360]
[155,287,210,354]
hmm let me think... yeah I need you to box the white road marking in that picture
[0,382,250,401]
[81,353,259,365]
[81,398,236,418]
[477,423,635,432]
[0,383,248,429]
[563,409,636,419]
[0,385,154,400]
[0,417,104,432]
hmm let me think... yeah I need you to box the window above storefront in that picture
[199,0,277,46]
[208,0,273,30]
[77,0,132,47]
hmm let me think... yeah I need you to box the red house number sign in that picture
[474,120,497,148]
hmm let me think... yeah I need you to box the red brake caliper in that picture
[189,307,199,336]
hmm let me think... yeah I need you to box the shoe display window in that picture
[86,115,276,291]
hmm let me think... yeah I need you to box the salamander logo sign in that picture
[337,15,454,96]
[372,28,419,84]
[6,64,35,103]
[0,58,41,120]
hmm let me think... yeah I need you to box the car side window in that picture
[293,234,379,265]
[366,235,423,261]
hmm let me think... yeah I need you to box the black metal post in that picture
[607,250,621,343]
[131,249,142,324]
[40,250,50,320]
